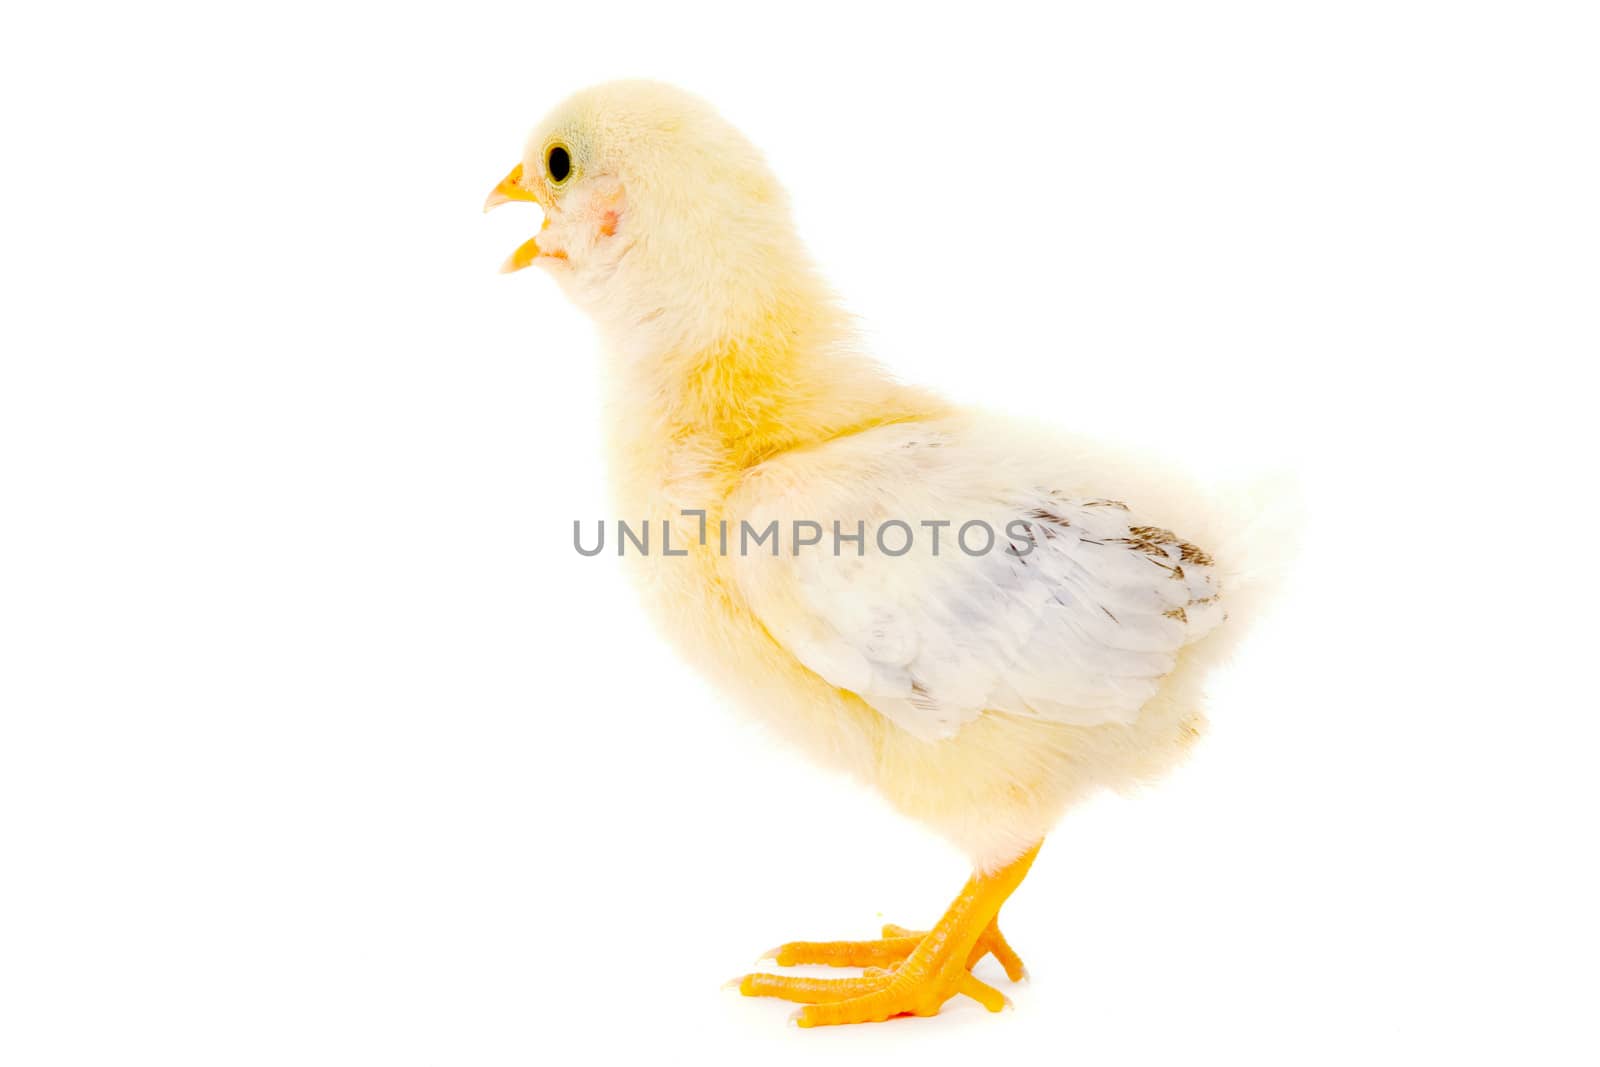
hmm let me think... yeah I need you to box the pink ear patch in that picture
[591,180,626,239]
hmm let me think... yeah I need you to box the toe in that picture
[957,973,1010,1013]
[796,986,915,1027]
[736,972,890,1004]
[985,926,1027,982]
[767,935,921,968]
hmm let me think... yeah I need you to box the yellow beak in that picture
[500,231,546,274]
[485,163,549,273]
[483,163,539,212]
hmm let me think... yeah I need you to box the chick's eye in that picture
[546,145,571,184]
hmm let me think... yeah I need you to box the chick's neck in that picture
[608,290,944,486]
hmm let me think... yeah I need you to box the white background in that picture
[3,2,1597,1064]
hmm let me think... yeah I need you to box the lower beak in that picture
[501,229,546,274]
[484,163,548,273]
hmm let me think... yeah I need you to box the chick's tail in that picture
[1198,469,1303,663]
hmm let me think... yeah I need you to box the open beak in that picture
[484,163,549,273]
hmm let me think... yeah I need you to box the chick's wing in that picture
[724,420,1223,741]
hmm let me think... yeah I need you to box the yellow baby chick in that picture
[487,81,1287,1027]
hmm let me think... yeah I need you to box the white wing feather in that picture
[726,421,1225,741]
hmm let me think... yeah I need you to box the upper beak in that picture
[483,163,539,213]
[484,163,548,273]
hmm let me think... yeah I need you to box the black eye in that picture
[547,145,571,184]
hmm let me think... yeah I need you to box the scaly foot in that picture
[734,844,1041,1026]
[762,919,1026,981]
[737,960,1009,1021]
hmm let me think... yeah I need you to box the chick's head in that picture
[486,81,818,350]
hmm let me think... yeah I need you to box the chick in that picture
[486,81,1286,1027]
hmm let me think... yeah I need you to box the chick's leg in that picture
[735,842,1040,1026]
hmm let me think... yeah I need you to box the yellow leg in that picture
[736,842,1041,1026]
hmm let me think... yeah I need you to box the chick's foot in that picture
[762,919,1026,980]
[737,963,1009,1017]
[733,843,1040,1026]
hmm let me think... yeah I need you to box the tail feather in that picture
[1199,470,1303,663]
